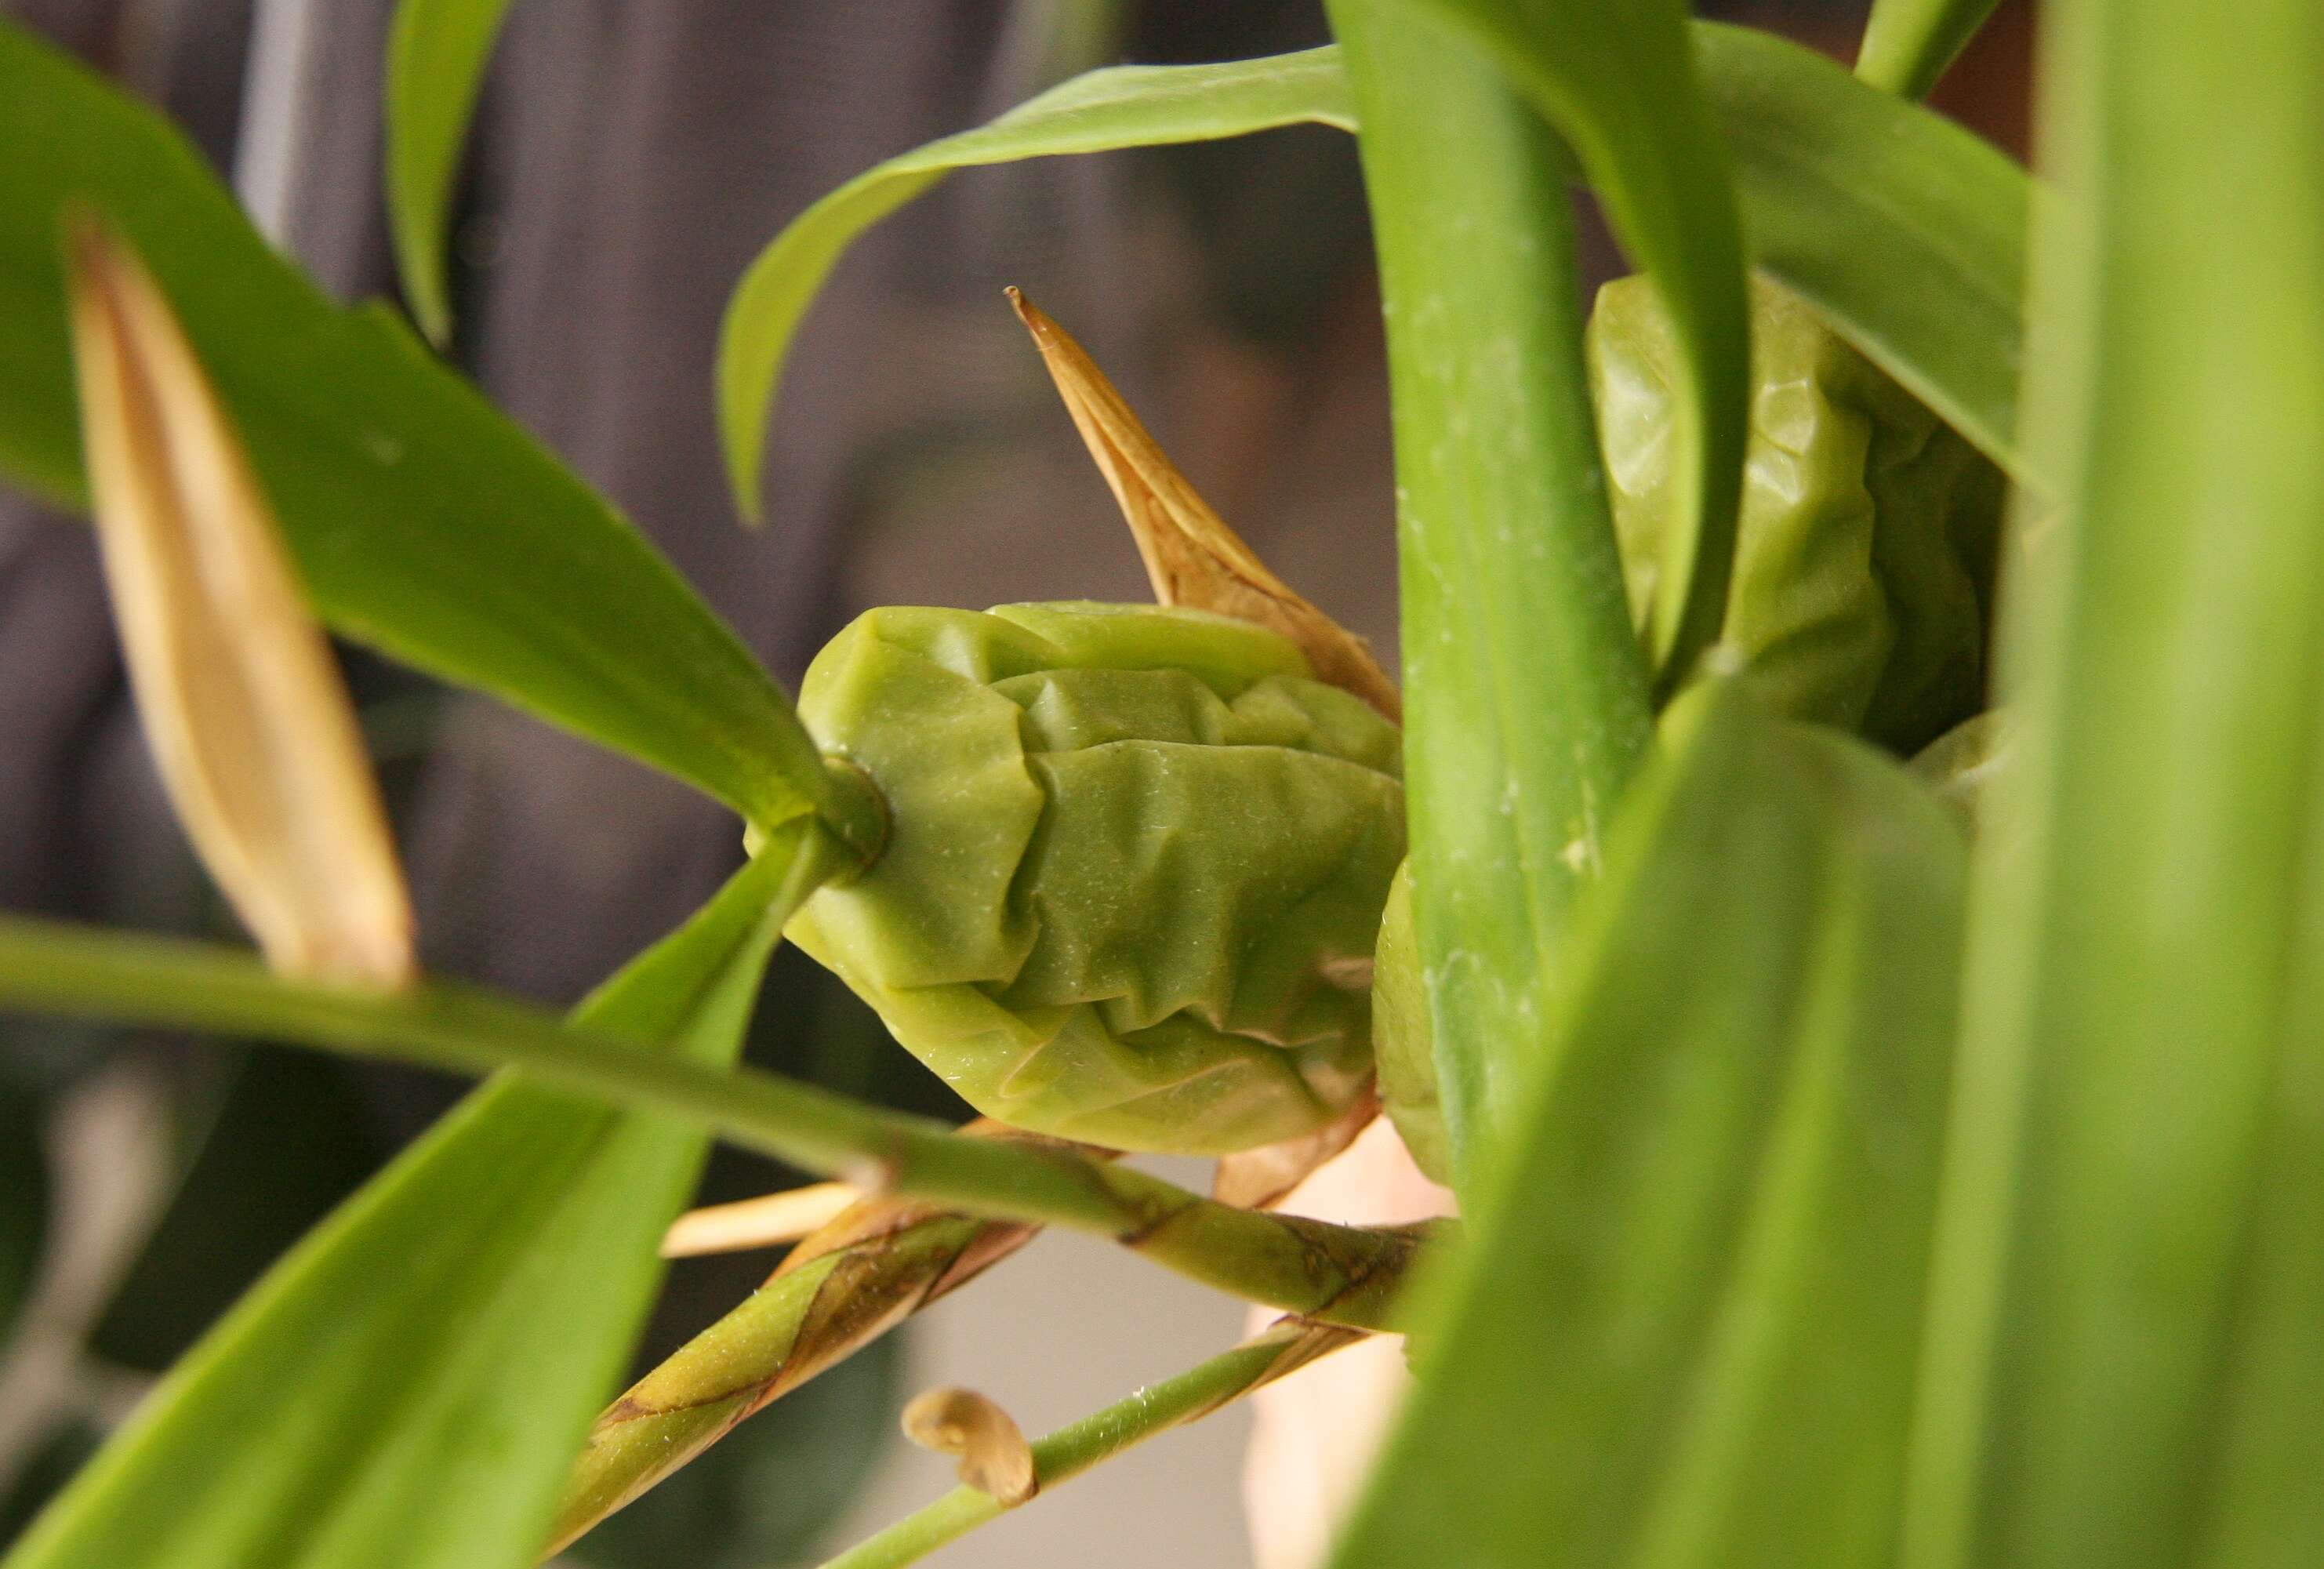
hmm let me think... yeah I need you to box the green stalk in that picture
[1326,0,1653,1191]
[819,1318,1366,1569]
[0,905,1425,1331]
[1855,0,2001,100]
[550,1139,1063,1555]
[550,1206,1031,1555]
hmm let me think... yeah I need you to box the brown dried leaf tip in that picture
[66,218,414,987]
[902,1386,1039,1506]
[1006,287,1401,723]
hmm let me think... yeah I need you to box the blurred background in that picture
[0,1,2030,1563]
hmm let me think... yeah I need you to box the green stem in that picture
[0,910,1423,1331]
[1327,0,1653,1192]
[551,1203,1037,1556]
[820,1319,1367,1569]
[1855,0,2001,100]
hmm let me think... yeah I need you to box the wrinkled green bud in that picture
[1371,861,1449,1186]
[1588,275,2004,752]
[788,601,1404,1154]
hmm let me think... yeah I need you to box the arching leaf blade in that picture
[0,22,829,830]
[715,47,1353,521]
[385,0,517,347]
[2,837,818,1569]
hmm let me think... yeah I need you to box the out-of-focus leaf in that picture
[0,1085,45,1346]
[717,45,1354,518]
[1386,0,1749,691]
[1856,0,2001,99]
[1695,23,2033,492]
[1334,688,1966,1569]
[1324,0,1653,1195]
[0,1425,100,1552]
[87,1049,393,1374]
[721,30,2032,513]
[564,1335,897,1569]
[0,22,831,831]
[385,0,517,347]
[1901,2,2324,1567]
[2,838,813,1569]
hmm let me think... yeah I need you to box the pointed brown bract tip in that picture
[66,217,416,990]
[902,1386,1039,1506]
[1006,290,1402,723]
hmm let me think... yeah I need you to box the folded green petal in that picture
[1589,274,2003,752]
[789,602,1403,1153]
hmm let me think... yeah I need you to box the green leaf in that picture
[1856,0,2002,100]
[1385,0,1749,692]
[385,0,517,347]
[716,45,1354,520]
[2,835,815,1569]
[1900,2,2324,1566]
[0,21,830,830]
[565,1335,898,1569]
[0,1425,100,1552]
[1334,688,1967,1569]
[1695,22,2035,493]
[88,1049,394,1374]
[1324,0,1652,1196]
[716,31,2033,515]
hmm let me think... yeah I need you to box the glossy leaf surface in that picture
[2,841,812,1569]
[1334,689,1966,1569]
[385,0,517,345]
[0,23,830,830]
[718,45,1354,518]
[1901,2,2324,1565]
[1327,0,1653,1195]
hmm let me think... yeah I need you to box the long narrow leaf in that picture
[0,22,833,830]
[1386,0,1748,690]
[717,30,2031,529]
[1696,23,2033,492]
[1901,1,2324,1566]
[1856,0,2002,100]
[717,46,1354,519]
[385,0,517,347]
[2,829,830,1569]
[1324,0,1652,1194]
[1334,689,1967,1568]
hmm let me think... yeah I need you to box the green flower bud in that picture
[1371,861,1449,1186]
[788,601,1404,1154]
[1588,275,2004,752]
